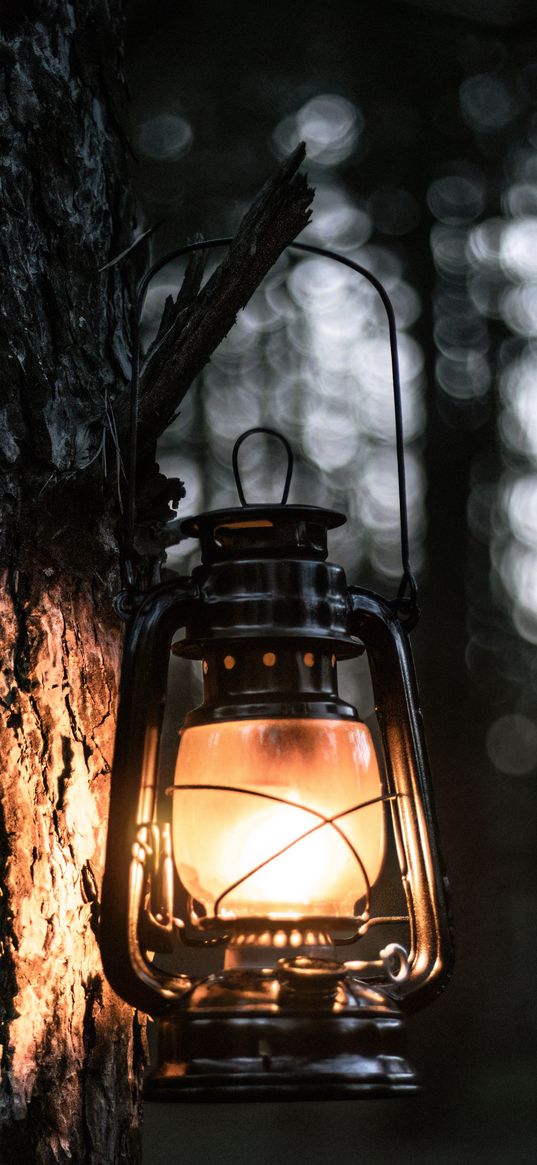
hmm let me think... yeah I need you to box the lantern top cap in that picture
[179,504,346,564]
[178,426,346,563]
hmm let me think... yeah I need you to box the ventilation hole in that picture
[224,655,236,670]
[203,660,208,674]
[303,652,315,668]
[263,651,277,667]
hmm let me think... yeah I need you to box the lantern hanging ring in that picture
[121,236,418,626]
[232,426,294,507]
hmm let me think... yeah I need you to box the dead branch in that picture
[137,143,314,444]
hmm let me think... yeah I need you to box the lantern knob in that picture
[232,427,294,507]
[277,955,348,1009]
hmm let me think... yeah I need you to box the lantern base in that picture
[145,967,418,1102]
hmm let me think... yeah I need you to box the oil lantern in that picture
[99,238,452,1100]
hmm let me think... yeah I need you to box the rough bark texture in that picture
[0,4,145,1163]
[0,4,314,1162]
[0,577,141,1164]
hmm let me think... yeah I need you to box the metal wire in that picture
[122,236,418,619]
[168,784,400,922]
[232,427,294,506]
[292,242,417,616]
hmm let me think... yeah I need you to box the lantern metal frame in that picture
[99,236,453,1100]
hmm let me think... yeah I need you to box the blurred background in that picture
[126,1,537,1160]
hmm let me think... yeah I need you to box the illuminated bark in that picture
[0,3,145,1162]
[0,577,143,1162]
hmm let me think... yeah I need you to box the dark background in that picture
[126,1,537,1161]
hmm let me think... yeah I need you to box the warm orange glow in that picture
[172,718,385,923]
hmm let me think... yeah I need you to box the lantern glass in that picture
[172,716,384,925]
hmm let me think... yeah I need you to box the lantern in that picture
[99,238,452,1101]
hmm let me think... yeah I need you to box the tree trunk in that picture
[0,3,145,1161]
[0,578,143,1164]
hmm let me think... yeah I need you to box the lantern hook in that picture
[232,426,294,507]
[380,942,411,985]
[112,580,145,621]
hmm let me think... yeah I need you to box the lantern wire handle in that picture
[232,427,294,507]
[292,242,417,624]
[118,235,417,625]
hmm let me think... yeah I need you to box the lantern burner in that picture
[223,927,335,969]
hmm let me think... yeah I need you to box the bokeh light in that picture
[431,224,470,277]
[467,217,505,268]
[459,74,519,134]
[498,351,537,461]
[502,474,537,547]
[427,169,486,225]
[500,217,537,281]
[272,94,363,166]
[486,713,537,775]
[300,183,372,249]
[501,284,537,336]
[134,112,193,161]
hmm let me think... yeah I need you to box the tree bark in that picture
[0,4,144,1162]
[0,5,314,1163]
[0,577,142,1164]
